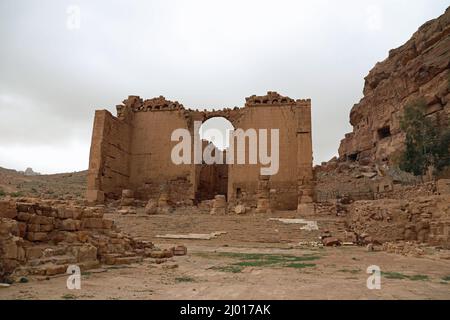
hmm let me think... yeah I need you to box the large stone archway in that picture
[87,91,313,211]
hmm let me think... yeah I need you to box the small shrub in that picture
[209,266,243,273]
[285,263,316,269]
[175,276,195,283]
[382,271,429,281]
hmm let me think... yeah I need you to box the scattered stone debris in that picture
[156,231,227,240]
[297,241,323,248]
[210,195,227,215]
[382,241,427,257]
[172,245,187,256]
[268,218,319,231]
[0,198,187,283]
[322,237,341,247]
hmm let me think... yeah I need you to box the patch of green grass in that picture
[61,294,77,300]
[441,275,450,282]
[382,272,429,281]
[207,252,321,271]
[408,274,429,281]
[175,276,195,283]
[284,263,316,269]
[105,265,129,270]
[209,265,243,273]
[234,260,278,267]
[0,189,6,197]
[9,191,23,197]
[338,268,361,274]
[381,272,408,280]
[219,252,320,262]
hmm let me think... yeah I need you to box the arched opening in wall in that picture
[196,117,234,202]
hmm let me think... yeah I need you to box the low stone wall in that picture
[0,198,156,282]
[345,195,450,248]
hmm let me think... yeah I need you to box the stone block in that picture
[437,179,450,195]
[82,218,104,229]
[25,246,43,260]
[57,207,82,219]
[144,199,157,215]
[322,237,341,246]
[27,224,41,232]
[16,202,36,214]
[58,219,81,231]
[16,212,31,222]
[25,232,48,242]
[86,189,105,204]
[71,244,98,263]
[172,245,187,256]
[0,200,17,219]
[102,219,114,229]
[29,215,54,225]
[234,204,246,215]
[0,218,19,237]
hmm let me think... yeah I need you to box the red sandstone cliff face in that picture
[339,7,450,163]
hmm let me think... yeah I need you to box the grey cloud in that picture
[0,0,448,172]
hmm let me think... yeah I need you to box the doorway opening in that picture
[196,117,234,202]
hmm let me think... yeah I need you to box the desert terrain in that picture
[1,207,449,300]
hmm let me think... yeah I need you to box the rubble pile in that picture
[0,198,186,282]
[345,195,450,248]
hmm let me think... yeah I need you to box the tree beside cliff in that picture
[399,99,450,176]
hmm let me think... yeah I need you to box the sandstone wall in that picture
[346,195,450,248]
[87,110,131,201]
[226,96,312,210]
[339,7,450,163]
[0,198,154,281]
[87,92,314,209]
[128,109,193,200]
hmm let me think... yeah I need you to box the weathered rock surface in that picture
[339,7,450,163]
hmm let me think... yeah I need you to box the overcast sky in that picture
[0,0,448,174]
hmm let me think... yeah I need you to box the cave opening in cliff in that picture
[348,153,358,161]
[377,126,391,140]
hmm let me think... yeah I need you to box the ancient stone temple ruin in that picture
[87,91,313,211]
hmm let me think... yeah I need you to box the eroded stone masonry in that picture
[86,91,314,212]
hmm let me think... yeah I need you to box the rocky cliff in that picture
[339,7,450,163]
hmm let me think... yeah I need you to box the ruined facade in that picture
[87,91,313,210]
[339,8,450,163]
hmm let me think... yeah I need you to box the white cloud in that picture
[366,4,383,31]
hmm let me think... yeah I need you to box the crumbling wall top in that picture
[245,91,310,107]
[115,92,311,119]
[116,95,185,118]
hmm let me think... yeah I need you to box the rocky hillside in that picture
[339,7,450,163]
[0,167,87,200]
